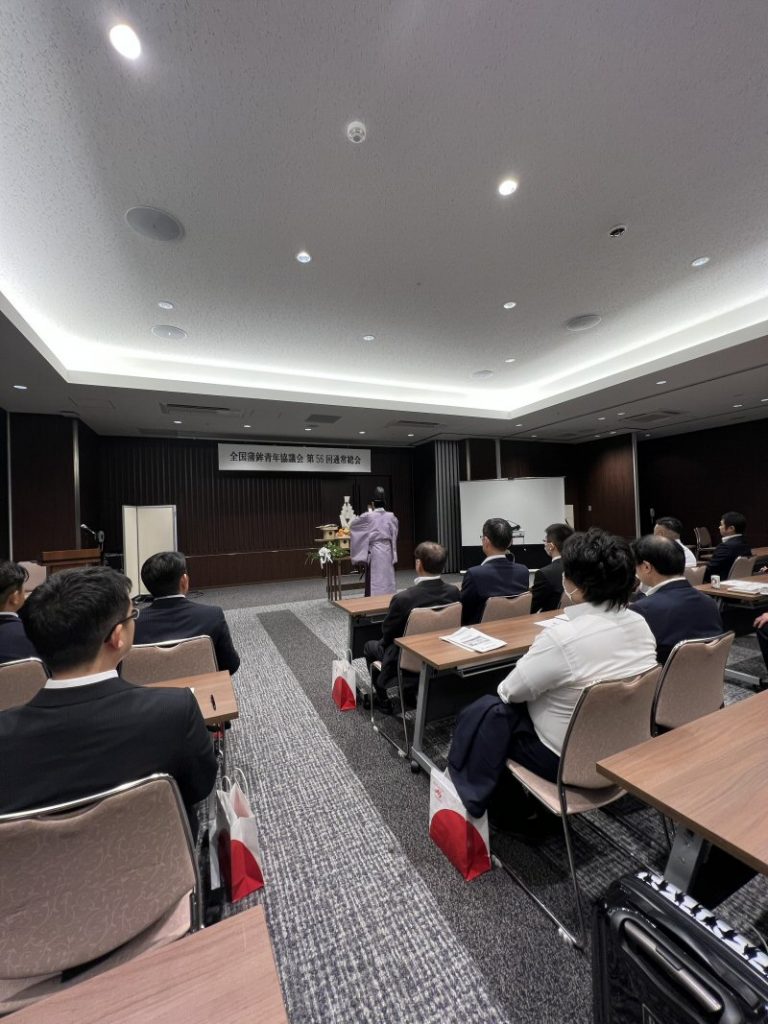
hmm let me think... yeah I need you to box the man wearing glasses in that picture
[0,566,217,833]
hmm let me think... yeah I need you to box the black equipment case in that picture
[593,871,768,1024]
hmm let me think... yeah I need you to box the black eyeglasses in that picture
[103,606,139,643]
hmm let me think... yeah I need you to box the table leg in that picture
[664,827,756,904]
[409,664,437,775]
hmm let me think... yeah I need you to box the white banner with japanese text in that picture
[218,443,371,473]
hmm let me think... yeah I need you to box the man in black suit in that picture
[703,511,752,583]
[0,560,37,664]
[133,551,240,674]
[530,523,574,613]
[363,541,460,705]
[460,518,529,625]
[631,535,724,663]
[0,567,217,832]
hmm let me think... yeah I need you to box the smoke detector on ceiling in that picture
[346,120,367,143]
[566,314,602,332]
[608,224,627,238]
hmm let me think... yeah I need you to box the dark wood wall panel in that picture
[0,410,9,559]
[637,420,768,547]
[466,439,497,480]
[575,435,637,537]
[77,421,101,539]
[97,437,415,585]
[10,413,76,560]
[499,440,580,519]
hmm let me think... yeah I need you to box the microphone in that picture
[80,524,97,538]
[508,523,521,531]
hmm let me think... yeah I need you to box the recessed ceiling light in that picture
[515,423,523,427]
[645,433,651,437]
[504,357,516,364]
[691,256,710,268]
[296,251,312,264]
[407,433,414,438]
[158,300,174,310]
[125,207,184,241]
[595,434,601,438]
[498,178,518,196]
[610,431,616,435]
[362,335,375,342]
[531,434,537,438]
[566,314,602,332]
[173,420,182,425]
[733,404,743,409]
[243,424,251,428]
[151,325,187,339]
[656,380,667,385]
[503,301,517,310]
[617,412,625,416]
[109,24,141,60]
[472,369,494,379]
[762,398,768,403]
[12,384,28,390]
[598,416,606,421]
[358,431,366,435]
[304,427,312,431]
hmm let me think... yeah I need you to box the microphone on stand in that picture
[80,524,97,539]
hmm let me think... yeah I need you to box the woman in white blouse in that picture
[448,528,658,825]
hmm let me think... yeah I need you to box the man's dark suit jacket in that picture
[377,578,461,690]
[133,596,240,674]
[460,557,529,625]
[0,613,37,664]
[630,579,724,664]
[704,538,752,583]
[530,559,564,613]
[0,675,217,832]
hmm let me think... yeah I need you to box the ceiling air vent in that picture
[625,410,682,424]
[305,414,341,424]
[389,419,442,429]
[160,403,242,417]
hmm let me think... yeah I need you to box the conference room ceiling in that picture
[1,0,767,444]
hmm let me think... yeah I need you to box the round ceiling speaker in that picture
[566,314,602,332]
[151,324,187,339]
[125,206,184,241]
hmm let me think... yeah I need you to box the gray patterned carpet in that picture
[208,579,768,1023]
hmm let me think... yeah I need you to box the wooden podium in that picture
[42,548,102,573]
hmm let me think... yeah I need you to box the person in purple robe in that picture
[350,487,399,596]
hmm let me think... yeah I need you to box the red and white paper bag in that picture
[429,768,491,881]
[211,772,264,902]
[332,650,357,711]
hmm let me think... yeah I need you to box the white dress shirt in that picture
[497,602,657,755]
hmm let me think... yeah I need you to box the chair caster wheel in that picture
[410,761,421,774]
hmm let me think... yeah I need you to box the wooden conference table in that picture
[11,905,288,1024]
[334,593,393,658]
[696,573,768,603]
[598,691,768,904]
[395,609,561,773]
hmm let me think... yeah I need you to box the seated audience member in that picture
[653,516,696,568]
[0,560,37,664]
[0,567,217,831]
[631,535,724,663]
[364,541,459,707]
[448,529,657,829]
[754,611,768,678]
[133,551,240,674]
[531,523,574,612]
[460,518,529,625]
[703,512,752,582]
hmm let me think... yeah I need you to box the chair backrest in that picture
[17,561,47,594]
[120,635,217,684]
[652,632,734,731]
[0,658,47,712]
[0,775,199,980]
[683,565,706,585]
[399,603,462,675]
[728,556,756,580]
[558,666,662,790]
[694,526,713,548]
[481,591,532,623]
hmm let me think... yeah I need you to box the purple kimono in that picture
[350,509,399,595]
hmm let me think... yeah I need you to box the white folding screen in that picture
[122,505,178,597]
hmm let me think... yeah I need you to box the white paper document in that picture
[722,581,768,594]
[534,615,568,629]
[440,627,507,653]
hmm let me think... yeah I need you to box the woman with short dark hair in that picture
[448,528,657,829]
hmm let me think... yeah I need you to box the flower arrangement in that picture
[307,540,347,566]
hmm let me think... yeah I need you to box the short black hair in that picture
[140,551,188,597]
[20,566,132,673]
[721,511,746,534]
[482,518,513,551]
[414,541,447,575]
[655,516,683,538]
[633,535,685,576]
[561,528,636,610]
[0,560,28,605]
[544,523,574,551]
